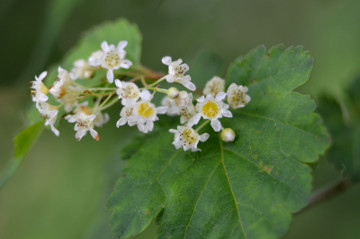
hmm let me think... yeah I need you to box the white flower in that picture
[189,92,232,132]
[89,41,132,83]
[131,90,167,133]
[226,83,251,109]
[116,104,137,127]
[203,76,225,96]
[115,79,140,105]
[220,128,236,142]
[162,56,196,91]
[38,102,59,136]
[169,126,209,152]
[70,59,93,80]
[65,103,99,141]
[50,67,81,112]
[31,71,49,110]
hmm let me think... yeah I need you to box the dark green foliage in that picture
[108,45,330,239]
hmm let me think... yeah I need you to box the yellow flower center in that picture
[201,101,220,119]
[181,129,198,145]
[40,82,49,95]
[79,106,92,115]
[105,51,120,68]
[137,102,154,118]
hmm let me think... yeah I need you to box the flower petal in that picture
[115,79,122,88]
[196,96,205,103]
[182,81,196,91]
[215,92,226,101]
[107,70,114,83]
[117,40,128,50]
[199,133,210,142]
[120,59,132,69]
[188,113,201,127]
[140,89,153,101]
[101,41,110,52]
[222,109,233,118]
[157,106,168,114]
[162,56,172,65]
[211,119,222,132]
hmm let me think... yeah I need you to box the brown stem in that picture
[295,177,353,215]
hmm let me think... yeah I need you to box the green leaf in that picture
[0,121,44,189]
[108,45,330,239]
[318,78,360,182]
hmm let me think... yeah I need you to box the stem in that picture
[147,87,168,94]
[83,91,115,97]
[295,177,353,215]
[87,87,116,91]
[97,93,115,110]
[195,120,210,132]
[98,96,119,111]
[148,76,167,88]
[141,77,148,88]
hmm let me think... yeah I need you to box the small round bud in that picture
[220,128,236,142]
[167,87,179,99]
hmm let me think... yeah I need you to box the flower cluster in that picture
[30,40,251,151]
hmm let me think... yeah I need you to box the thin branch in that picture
[295,177,353,215]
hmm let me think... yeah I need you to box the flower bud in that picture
[220,128,236,142]
[167,87,179,99]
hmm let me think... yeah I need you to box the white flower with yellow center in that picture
[203,76,225,96]
[65,103,99,141]
[116,104,137,128]
[226,83,251,109]
[38,102,59,136]
[50,67,82,112]
[189,92,232,132]
[31,71,49,110]
[162,56,196,91]
[89,41,132,83]
[132,90,167,133]
[115,79,140,105]
[70,59,94,80]
[169,126,209,152]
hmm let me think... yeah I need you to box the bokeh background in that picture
[1,0,360,238]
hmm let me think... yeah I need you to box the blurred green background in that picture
[1,0,360,238]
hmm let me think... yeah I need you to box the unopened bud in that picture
[220,128,236,142]
[167,87,179,99]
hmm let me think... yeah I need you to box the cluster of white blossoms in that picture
[30,40,251,151]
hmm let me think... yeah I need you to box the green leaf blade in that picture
[318,78,360,181]
[108,132,191,239]
[109,45,330,239]
[0,121,44,189]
